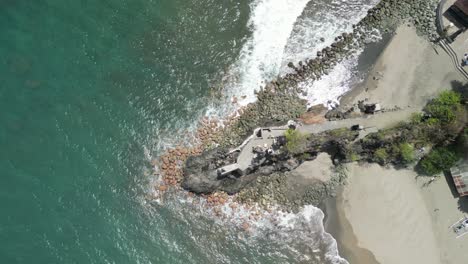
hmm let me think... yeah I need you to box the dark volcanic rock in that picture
[181,148,224,193]
[325,109,345,120]
[182,167,221,194]
[183,128,359,195]
[182,148,260,194]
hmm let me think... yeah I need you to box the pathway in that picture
[220,109,416,175]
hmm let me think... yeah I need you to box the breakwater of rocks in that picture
[217,0,439,149]
[153,0,441,208]
[236,165,349,213]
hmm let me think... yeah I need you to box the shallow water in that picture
[1,0,376,263]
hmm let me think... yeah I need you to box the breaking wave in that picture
[143,187,348,264]
[146,0,383,263]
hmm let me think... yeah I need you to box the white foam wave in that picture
[272,206,348,264]
[143,0,384,262]
[143,186,348,264]
[298,28,382,109]
[223,0,312,106]
[281,0,380,69]
[278,0,381,108]
[206,0,381,120]
[299,56,361,109]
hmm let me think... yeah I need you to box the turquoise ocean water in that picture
[1,1,250,262]
[0,0,377,263]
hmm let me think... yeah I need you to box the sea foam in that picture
[147,0,384,263]
[196,0,383,262]
[222,0,312,106]
[208,0,381,118]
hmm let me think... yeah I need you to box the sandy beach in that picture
[340,164,441,264]
[341,25,464,111]
[323,24,468,264]
[332,162,468,264]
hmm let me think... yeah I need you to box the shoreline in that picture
[324,23,467,264]
[155,0,442,193]
[150,0,465,262]
[322,196,379,264]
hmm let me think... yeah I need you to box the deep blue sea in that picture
[0,0,377,263]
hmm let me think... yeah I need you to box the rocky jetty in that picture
[158,0,442,208]
[217,0,439,149]
[181,148,251,194]
[236,165,348,213]
[182,128,359,198]
[153,117,228,189]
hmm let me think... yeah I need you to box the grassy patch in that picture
[350,152,360,162]
[284,128,308,154]
[329,127,350,137]
[374,148,389,164]
[398,142,415,164]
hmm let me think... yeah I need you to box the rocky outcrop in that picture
[182,147,297,194]
[219,90,307,148]
[236,165,348,213]
[217,0,439,150]
[181,0,441,206]
[182,128,359,195]
[181,148,244,194]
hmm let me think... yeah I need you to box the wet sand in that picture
[323,196,379,264]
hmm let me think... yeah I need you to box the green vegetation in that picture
[284,128,308,154]
[423,90,461,124]
[435,90,461,105]
[350,152,360,162]
[374,148,389,164]
[329,127,350,137]
[277,91,465,175]
[300,152,312,160]
[420,146,460,175]
[398,143,415,164]
[362,90,466,167]
[365,140,416,165]
[410,112,423,124]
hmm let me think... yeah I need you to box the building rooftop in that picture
[450,162,468,197]
[454,0,468,15]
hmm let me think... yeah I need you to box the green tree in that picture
[420,147,460,175]
[410,112,423,124]
[424,91,461,124]
[436,90,461,105]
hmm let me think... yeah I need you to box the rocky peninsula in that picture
[152,0,468,263]
[176,0,446,209]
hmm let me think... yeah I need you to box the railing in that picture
[436,0,448,36]
[435,0,468,80]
